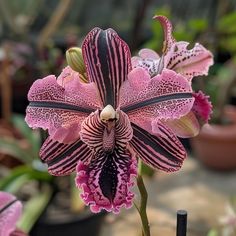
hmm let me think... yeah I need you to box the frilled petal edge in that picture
[75,149,137,214]
[165,41,214,81]
[25,69,101,143]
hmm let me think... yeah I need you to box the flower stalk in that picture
[136,159,150,236]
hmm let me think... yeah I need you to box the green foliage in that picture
[0,165,52,194]
[11,114,40,158]
[217,11,236,34]
[144,6,171,52]
[0,114,53,232]
[17,185,53,234]
[207,229,219,236]
[144,6,209,53]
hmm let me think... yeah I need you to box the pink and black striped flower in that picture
[25,26,195,213]
[0,191,27,236]
[132,16,213,138]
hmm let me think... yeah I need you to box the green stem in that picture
[136,159,150,236]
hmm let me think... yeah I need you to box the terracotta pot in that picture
[191,106,236,171]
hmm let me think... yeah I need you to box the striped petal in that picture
[25,73,100,143]
[40,137,93,176]
[120,68,194,120]
[130,122,186,172]
[75,148,137,214]
[153,15,176,54]
[80,110,133,153]
[165,41,214,81]
[82,28,132,109]
[0,192,22,236]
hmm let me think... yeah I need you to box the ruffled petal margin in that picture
[192,91,212,124]
[25,70,100,143]
[165,42,213,81]
[75,149,137,214]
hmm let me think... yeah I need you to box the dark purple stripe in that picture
[0,199,18,214]
[46,140,84,166]
[122,93,193,113]
[131,123,185,165]
[82,28,131,109]
[29,101,94,114]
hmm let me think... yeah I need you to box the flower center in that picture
[100,105,118,122]
[100,105,118,152]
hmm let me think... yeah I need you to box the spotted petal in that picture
[130,122,186,172]
[82,28,131,109]
[165,41,213,81]
[25,72,100,143]
[40,137,93,176]
[131,48,160,69]
[75,149,137,214]
[0,192,22,236]
[120,67,194,120]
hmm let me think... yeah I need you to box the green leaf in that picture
[220,36,236,53]
[0,138,33,164]
[188,18,208,32]
[218,12,236,34]
[207,229,219,236]
[11,114,40,157]
[17,184,53,233]
[0,165,53,193]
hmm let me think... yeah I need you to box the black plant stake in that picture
[176,210,187,236]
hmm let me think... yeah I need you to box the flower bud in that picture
[66,47,86,74]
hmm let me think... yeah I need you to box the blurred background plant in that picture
[207,197,236,236]
[0,113,54,234]
[0,113,97,235]
[1,0,236,235]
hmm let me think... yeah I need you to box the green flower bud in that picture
[66,47,86,74]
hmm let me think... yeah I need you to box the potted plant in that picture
[190,59,236,170]
[189,8,236,170]
[0,114,107,236]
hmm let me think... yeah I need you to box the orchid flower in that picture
[25,27,195,213]
[132,16,213,138]
[0,191,26,236]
